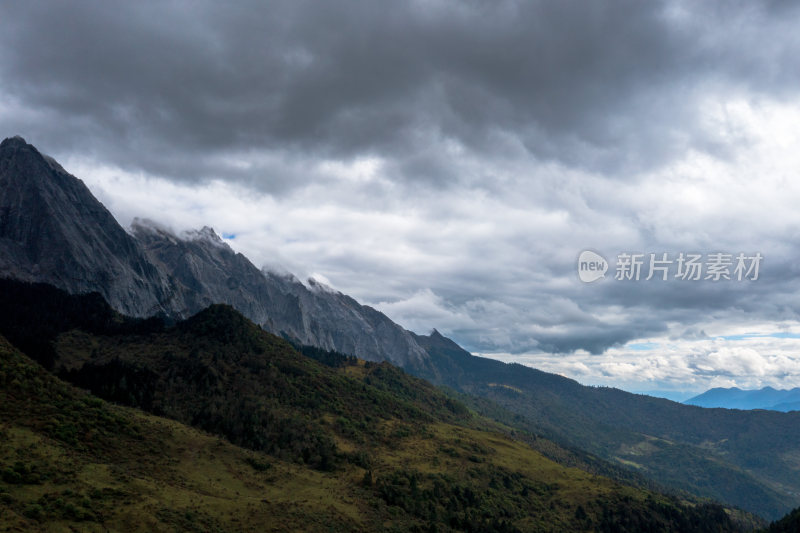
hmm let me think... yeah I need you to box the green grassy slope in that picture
[0,280,759,532]
[0,335,365,532]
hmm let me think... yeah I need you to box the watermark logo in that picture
[578,251,763,283]
[577,250,608,283]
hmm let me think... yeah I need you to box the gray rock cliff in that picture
[0,136,177,316]
[0,136,433,367]
[132,218,429,366]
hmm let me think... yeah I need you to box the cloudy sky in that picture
[4,0,800,399]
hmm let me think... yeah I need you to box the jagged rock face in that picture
[0,136,176,316]
[0,135,430,367]
[131,219,278,320]
[261,272,430,366]
[132,219,429,366]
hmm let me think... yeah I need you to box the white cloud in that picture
[376,288,476,335]
[483,325,800,398]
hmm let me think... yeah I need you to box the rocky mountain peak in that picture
[130,218,180,244]
[1,135,43,171]
[0,137,434,368]
[0,139,176,317]
[182,225,227,247]
[1,135,28,148]
[0,135,29,150]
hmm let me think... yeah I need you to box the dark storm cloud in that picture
[419,248,800,356]
[3,0,800,187]
[3,0,800,370]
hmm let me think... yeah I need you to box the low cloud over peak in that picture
[3,0,800,393]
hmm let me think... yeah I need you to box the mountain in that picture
[0,135,176,317]
[2,135,799,520]
[0,136,427,368]
[409,334,800,520]
[771,400,800,412]
[0,282,756,532]
[131,218,429,368]
[685,387,800,412]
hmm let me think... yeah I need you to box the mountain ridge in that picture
[131,215,430,367]
[409,327,800,519]
[0,136,429,368]
[685,387,800,412]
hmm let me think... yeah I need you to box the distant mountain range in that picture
[685,387,800,412]
[4,135,800,522]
